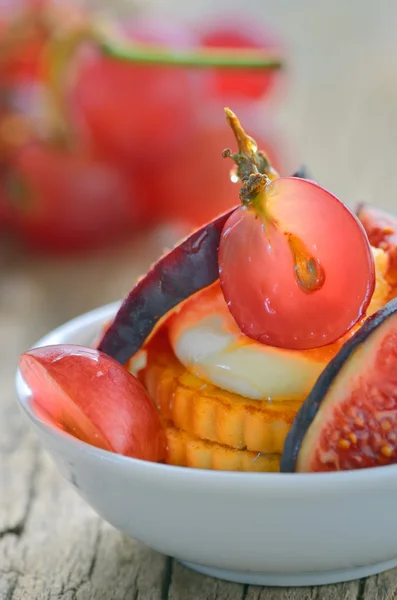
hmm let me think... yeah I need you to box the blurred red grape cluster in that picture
[0,0,286,255]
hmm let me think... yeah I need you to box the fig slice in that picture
[357,203,397,290]
[98,209,235,364]
[280,297,397,472]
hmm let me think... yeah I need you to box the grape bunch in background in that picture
[0,0,285,255]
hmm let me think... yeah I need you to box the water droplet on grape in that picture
[264,298,276,315]
[230,167,239,183]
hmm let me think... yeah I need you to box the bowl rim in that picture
[15,299,397,492]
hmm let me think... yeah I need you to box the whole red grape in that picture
[70,16,203,166]
[199,18,281,101]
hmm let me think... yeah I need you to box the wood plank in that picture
[168,562,245,600]
[0,437,170,600]
[245,581,361,600]
[359,571,397,600]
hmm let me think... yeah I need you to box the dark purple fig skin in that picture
[280,296,397,473]
[97,208,236,364]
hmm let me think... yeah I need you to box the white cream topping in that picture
[168,285,340,401]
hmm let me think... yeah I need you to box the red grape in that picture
[219,176,375,350]
[20,344,167,461]
[70,16,202,166]
[7,141,138,254]
[199,19,280,101]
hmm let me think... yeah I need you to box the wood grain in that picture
[2,0,397,598]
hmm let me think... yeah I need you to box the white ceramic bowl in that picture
[15,302,397,587]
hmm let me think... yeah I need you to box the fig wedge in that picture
[357,203,397,290]
[280,297,397,472]
[20,344,167,462]
[98,209,235,363]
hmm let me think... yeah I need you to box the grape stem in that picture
[101,40,283,70]
[223,107,278,210]
[224,108,325,295]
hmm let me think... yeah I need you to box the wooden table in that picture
[2,1,397,598]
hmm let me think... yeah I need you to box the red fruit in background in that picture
[131,103,283,228]
[20,344,167,461]
[219,177,375,350]
[0,1,88,86]
[0,1,49,86]
[0,184,10,229]
[70,16,202,166]
[6,142,138,254]
[199,19,280,101]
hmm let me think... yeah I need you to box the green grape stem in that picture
[100,40,284,70]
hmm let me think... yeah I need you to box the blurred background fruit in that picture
[0,0,286,255]
[6,141,136,253]
[69,16,203,165]
[197,18,280,101]
[131,100,284,228]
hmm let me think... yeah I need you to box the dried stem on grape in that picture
[222,107,278,210]
[224,108,325,295]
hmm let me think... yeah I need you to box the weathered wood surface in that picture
[2,0,397,598]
